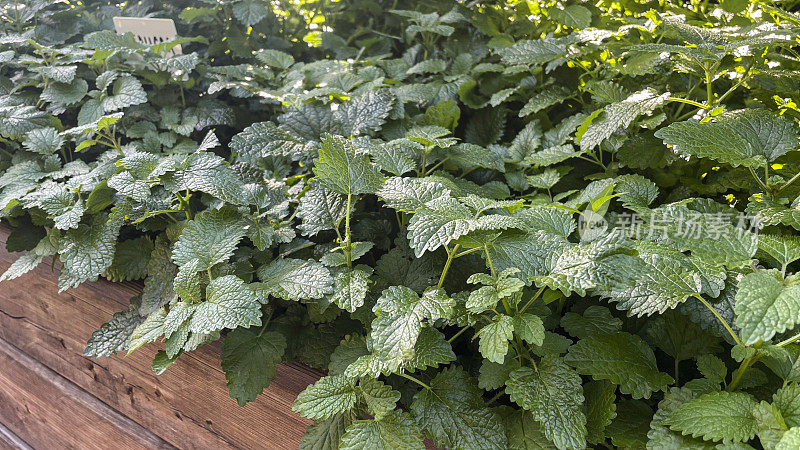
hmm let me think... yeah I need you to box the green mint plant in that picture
[4,0,800,448]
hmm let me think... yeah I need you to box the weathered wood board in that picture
[0,225,320,449]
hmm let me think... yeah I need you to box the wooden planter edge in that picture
[0,224,321,450]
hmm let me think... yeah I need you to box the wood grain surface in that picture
[0,224,320,449]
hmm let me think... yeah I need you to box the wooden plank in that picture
[0,338,172,450]
[0,421,33,450]
[0,225,319,449]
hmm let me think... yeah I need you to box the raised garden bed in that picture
[6,1,800,448]
[0,224,319,449]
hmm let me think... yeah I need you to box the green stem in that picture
[134,209,183,224]
[674,359,680,383]
[364,29,402,41]
[727,345,761,392]
[778,171,800,195]
[519,286,546,314]
[164,212,179,224]
[453,247,482,258]
[175,192,191,220]
[447,325,469,343]
[716,69,752,104]
[778,332,800,347]
[486,390,505,405]
[334,223,344,244]
[766,165,770,188]
[749,167,770,193]
[667,97,710,110]
[501,297,512,315]
[672,78,703,119]
[426,157,449,174]
[576,154,606,169]
[111,126,122,152]
[514,335,532,363]
[705,68,714,106]
[13,0,21,32]
[257,311,273,337]
[484,244,496,277]
[94,136,119,150]
[437,244,460,288]
[693,294,742,346]
[344,193,353,269]
[675,108,702,122]
[399,372,431,390]
[99,130,124,156]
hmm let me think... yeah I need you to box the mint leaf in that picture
[339,411,424,450]
[583,380,616,445]
[105,236,152,282]
[101,76,147,112]
[41,78,88,105]
[655,109,799,168]
[777,428,800,450]
[299,411,356,450]
[560,305,622,339]
[230,121,313,162]
[759,234,800,270]
[407,196,474,257]
[297,185,347,236]
[128,308,167,352]
[565,332,673,399]
[221,328,287,406]
[500,38,568,66]
[58,215,121,291]
[734,269,800,345]
[187,275,263,334]
[232,0,269,26]
[411,366,507,450]
[549,5,591,28]
[666,391,758,444]
[163,153,246,205]
[255,49,294,68]
[580,89,670,151]
[513,313,545,346]
[366,286,453,371]
[645,387,712,449]
[358,378,400,420]
[335,90,394,136]
[172,209,246,271]
[378,177,450,212]
[314,134,382,196]
[293,374,358,420]
[23,128,64,155]
[331,265,372,312]
[255,258,334,301]
[506,356,587,450]
[478,315,514,363]
[773,381,800,428]
[498,407,559,450]
[84,297,143,357]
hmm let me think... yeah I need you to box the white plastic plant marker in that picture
[112,17,182,56]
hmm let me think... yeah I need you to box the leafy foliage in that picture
[4,0,800,448]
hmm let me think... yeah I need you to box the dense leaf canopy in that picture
[4,0,800,448]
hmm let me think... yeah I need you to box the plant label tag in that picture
[112,17,182,56]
